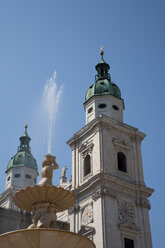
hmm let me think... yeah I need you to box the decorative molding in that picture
[92,187,116,201]
[93,122,102,135]
[118,222,139,235]
[79,141,94,159]
[112,137,131,149]
[81,203,93,226]
[135,198,151,210]
[118,200,135,223]
[68,203,80,215]
[101,122,109,130]
[70,144,76,151]
[78,226,95,237]
[92,188,103,201]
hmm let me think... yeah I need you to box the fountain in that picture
[43,71,63,154]
[0,154,95,248]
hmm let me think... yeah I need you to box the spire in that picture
[100,45,105,63]
[95,46,111,81]
[18,122,31,152]
[23,121,28,136]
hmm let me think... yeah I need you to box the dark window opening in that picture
[14,173,21,178]
[98,103,106,109]
[7,176,10,181]
[124,238,134,248]
[84,155,91,177]
[25,174,31,179]
[113,105,119,110]
[34,178,36,183]
[88,107,93,114]
[117,152,127,172]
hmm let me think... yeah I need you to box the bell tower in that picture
[67,50,154,248]
[84,48,124,124]
[0,123,38,210]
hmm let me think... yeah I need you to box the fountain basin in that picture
[0,229,96,248]
[13,185,75,212]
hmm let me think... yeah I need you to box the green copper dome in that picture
[85,50,121,101]
[7,124,38,172]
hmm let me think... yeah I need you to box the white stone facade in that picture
[84,94,124,124]
[5,166,38,191]
[66,114,154,248]
[0,166,38,211]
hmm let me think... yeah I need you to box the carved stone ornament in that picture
[68,203,80,215]
[79,141,94,159]
[93,124,102,136]
[135,198,151,210]
[118,222,139,235]
[118,200,135,223]
[79,141,93,152]
[92,187,116,201]
[112,138,131,149]
[92,189,104,201]
[81,204,93,226]
[78,226,95,237]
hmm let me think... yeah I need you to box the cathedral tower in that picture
[67,50,154,248]
[0,124,38,210]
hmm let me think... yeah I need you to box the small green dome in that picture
[7,124,38,172]
[85,50,121,102]
[85,80,121,101]
[7,151,38,171]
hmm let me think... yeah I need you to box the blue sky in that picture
[0,0,164,246]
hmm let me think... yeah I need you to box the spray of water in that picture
[43,71,63,154]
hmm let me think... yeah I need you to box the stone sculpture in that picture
[39,154,59,186]
[61,165,67,177]
[0,154,96,248]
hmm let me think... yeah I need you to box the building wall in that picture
[6,167,38,191]
[67,116,153,248]
[0,208,32,234]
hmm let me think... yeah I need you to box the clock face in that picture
[81,205,93,226]
[118,201,134,222]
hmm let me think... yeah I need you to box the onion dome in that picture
[7,123,38,172]
[85,48,121,101]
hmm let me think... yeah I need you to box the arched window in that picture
[117,152,127,172]
[84,154,91,177]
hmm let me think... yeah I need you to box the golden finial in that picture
[100,45,104,56]
[25,121,28,129]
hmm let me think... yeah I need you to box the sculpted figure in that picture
[61,165,67,177]
[28,203,57,229]
[39,154,59,186]
[28,154,59,229]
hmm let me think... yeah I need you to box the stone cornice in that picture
[67,116,146,147]
[92,187,117,201]
[83,94,125,110]
[72,172,154,200]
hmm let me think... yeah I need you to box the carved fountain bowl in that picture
[13,185,75,212]
[0,229,96,248]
